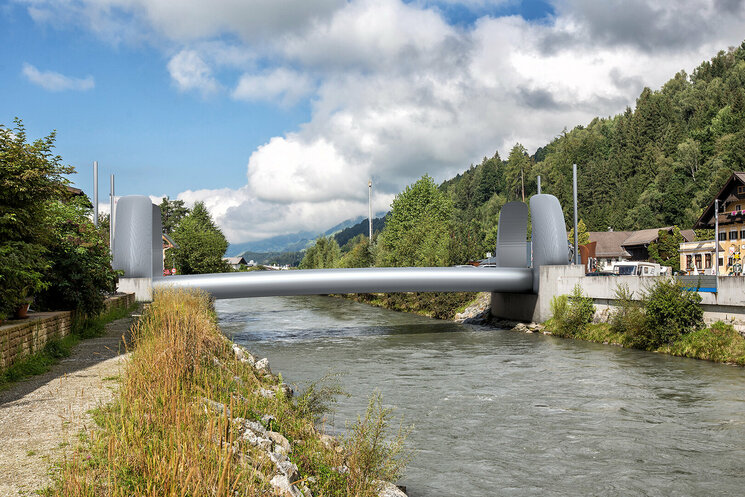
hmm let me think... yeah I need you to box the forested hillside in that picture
[440,41,745,263]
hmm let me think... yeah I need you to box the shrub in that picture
[643,278,703,348]
[609,284,647,346]
[549,285,595,337]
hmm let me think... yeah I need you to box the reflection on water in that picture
[216,296,745,497]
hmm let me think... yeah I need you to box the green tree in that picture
[337,235,374,268]
[0,119,72,319]
[648,227,684,271]
[159,196,190,235]
[35,196,118,315]
[567,219,590,246]
[171,202,229,274]
[376,175,453,267]
[299,236,341,269]
[504,144,531,201]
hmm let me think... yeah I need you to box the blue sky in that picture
[2,0,745,242]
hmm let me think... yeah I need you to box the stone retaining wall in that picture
[0,293,135,371]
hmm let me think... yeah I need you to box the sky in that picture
[2,0,745,243]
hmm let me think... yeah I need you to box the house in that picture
[693,172,745,274]
[223,256,248,270]
[589,227,694,271]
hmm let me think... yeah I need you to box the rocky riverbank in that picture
[47,289,410,497]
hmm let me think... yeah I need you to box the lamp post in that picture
[368,179,373,242]
[93,161,99,227]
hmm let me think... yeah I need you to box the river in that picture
[216,295,745,497]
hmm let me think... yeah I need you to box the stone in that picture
[319,434,337,449]
[258,387,275,399]
[232,343,256,366]
[255,357,271,374]
[278,383,294,398]
[261,414,277,426]
[374,480,408,497]
[240,429,272,451]
[267,431,292,455]
[269,474,305,497]
[202,398,230,417]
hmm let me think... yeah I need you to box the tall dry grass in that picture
[48,288,410,497]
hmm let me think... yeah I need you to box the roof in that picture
[162,233,179,249]
[695,172,745,228]
[588,231,632,258]
[679,240,724,252]
[223,256,247,265]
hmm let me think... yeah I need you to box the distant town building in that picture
[693,172,745,275]
[223,256,247,270]
[589,227,694,271]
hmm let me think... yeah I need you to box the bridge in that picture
[114,194,571,321]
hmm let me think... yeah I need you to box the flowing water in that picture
[216,296,745,497]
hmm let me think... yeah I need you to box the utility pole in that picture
[521,169,525,202]
[573,163,579,265]
[368,179,373,242]
[93,161,99,227]
[715,199,719,282]
[110,174,115,253]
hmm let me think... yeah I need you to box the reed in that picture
[48,288,409,496]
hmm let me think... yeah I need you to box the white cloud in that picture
[19,0,745,242]
[167,50,220,95]
[22,63,95,91]
[233,68,314,106]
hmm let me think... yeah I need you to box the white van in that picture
[612,261,669,276]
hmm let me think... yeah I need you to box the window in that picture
[720,257,724,267]
[705,254,712,268]
[695,254,702,268]
[719,232,727,241]
[739,186,745,194]
[730,230,738,240]
[741,229,745,239]
[686,255,693,269]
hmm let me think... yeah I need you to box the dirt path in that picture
[0,311,138,496]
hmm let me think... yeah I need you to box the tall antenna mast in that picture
[368,179,373,241]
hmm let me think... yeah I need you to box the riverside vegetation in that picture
[547,280,745,366]
[47,289,411,497]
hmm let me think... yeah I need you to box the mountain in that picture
[226,215,382,257]
[333,215,387,248]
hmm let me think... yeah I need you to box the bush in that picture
[642,278,703,348]
[35,197,118,315]
[549,284,595,337]
[609,284,647,346]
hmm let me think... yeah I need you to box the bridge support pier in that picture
[490,265,585,323]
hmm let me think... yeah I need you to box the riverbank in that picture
[47,289,409,497]
[335,291,478,320]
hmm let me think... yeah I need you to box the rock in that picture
[269,474,305,497]
[202,398,230,417]
[232,375,244,385]
[240,429,272,451]
[261,414,277,426]
[375,480,408,497]
[278,383,294,398]
[267,431,292,455]
[232,343,256,366]
[331,465,349,474]
[258,387,275,399]
[319,434,337,450]
[255,357,271,374]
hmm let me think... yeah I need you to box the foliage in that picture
[567,219,590,246]
[346,292,478,320]
[170,201,230,274]
[159,196,190,235]
[504,143,532,201]
[376,175,454,267]
[608,284,646,344]
[299,235,341,269]
[344,391,412,497]
[337,235,374,268]
[661,321,745,365]
[295,372,349,423]
[642,278,704,348]
[648,226,684,271]
[35,197,119,315]
[0,119,73,319]
[49,289,408,496]
[549,284,595,337]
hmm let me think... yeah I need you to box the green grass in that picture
[543,319,745,366]
[0,302,137,390]
[47,289,411,497]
